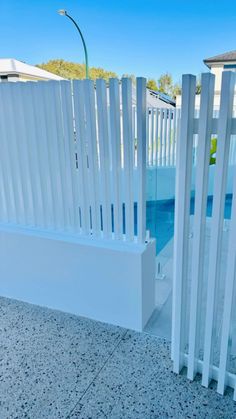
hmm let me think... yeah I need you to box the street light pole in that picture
[58,9,89,79]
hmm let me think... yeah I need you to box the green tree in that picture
[172,83,182,99]
[147,78,158,91]
[36,59,118,81]
[196,76,201,94]
[157,73,173,96]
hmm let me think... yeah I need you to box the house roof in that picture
[130,85,175,108]
[0,58,64,81]
[147,89,175,108]
[204,50,236,67]
[105,84,175,108]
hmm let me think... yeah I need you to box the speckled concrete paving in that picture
[0,297,235,419]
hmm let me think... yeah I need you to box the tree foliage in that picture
[196,76,201,94]
[171,83,182,99]
[157,73,173,95]
[36,59,118,81]
[146,78,158,91]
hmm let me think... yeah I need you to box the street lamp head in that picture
[58,9,67,16]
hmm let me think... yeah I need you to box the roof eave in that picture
[0,70,62,80]
[203,60,211,68]
[204,58,236,67]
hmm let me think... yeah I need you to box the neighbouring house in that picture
[176,49,236,109]
[0,58,64,82]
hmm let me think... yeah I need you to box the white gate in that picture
[172,70,236,398]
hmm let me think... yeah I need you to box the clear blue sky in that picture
[1,0,236,83]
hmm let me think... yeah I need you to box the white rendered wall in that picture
[0,226,156,331]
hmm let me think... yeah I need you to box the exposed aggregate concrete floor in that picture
[0,297,235,419]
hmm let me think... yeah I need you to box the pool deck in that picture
[0,296,236,418]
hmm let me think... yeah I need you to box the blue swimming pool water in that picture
[147,194,233,254]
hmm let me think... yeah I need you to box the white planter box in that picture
[0,225,156,331]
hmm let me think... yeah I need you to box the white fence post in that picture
[172,74,196,371]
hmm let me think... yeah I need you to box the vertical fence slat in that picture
[159,109,163,166]
[132,106,137,167]
[150,108,154,166]
[122,78,134,241]
[109,78,122,239]
[174,109,180,166]
[50,81,71,230]
[154,108,159,165]
[163,109,168,166]
[187,73,215,380]
[137,77,147,243]
[202,71,235,387]
[147,108,150,166]
[17,82,43,230]
[168,109,171,165]
[96,79,112,238]
[30,82,56,230]
[170,109,176,166]
[34,82,60,230]
[10,83,36,226]
[172,74,196,371]
[60,80,80,232]
[0,83,21,223]
[84,79,100,235]
[73,80,90,234]
[156,109,159,165]
[41,81,67,231]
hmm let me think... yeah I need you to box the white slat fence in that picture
[146,107,180,167]
[172,70,236,399]
[146,107,236,168]
[0,77,147,244]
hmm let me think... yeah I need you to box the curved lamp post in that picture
[58,9,89,79]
